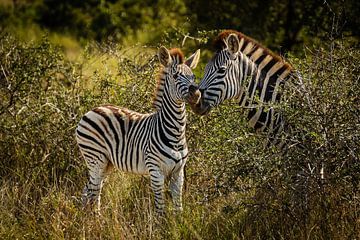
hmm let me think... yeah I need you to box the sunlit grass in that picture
[0,169,250,239]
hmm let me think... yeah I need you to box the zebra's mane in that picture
[153,48,184,110]
[214,30,293,71]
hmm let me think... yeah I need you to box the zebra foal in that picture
[76,46,201,213]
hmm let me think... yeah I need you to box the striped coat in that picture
[76,46,200,213]
[190,30,293,146]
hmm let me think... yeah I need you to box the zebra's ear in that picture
[226,34,240,55]
[185,49,200,69]
[158,46,172,67]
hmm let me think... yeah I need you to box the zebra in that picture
[189,30,294,147]
[76,46,201,213]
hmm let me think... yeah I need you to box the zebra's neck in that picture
[152,71,186,137]
[237,51,292,108]
[157,83,186,135]
[153,71,166,110]
[232,50,293,137]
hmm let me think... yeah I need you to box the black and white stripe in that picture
[190,30,293,147]
[76,46,200,213]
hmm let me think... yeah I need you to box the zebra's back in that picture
[76,105,152,175]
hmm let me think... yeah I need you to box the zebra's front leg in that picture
[169,166,185,211]
[149,168,166,214]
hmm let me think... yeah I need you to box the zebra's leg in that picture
[169,166,185,211]
[82,153,110,212]
[149,168,166,214]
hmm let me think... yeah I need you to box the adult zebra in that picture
[189,30,294,147]
[76,46,201,213]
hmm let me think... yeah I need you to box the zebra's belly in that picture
[111,148,148,175]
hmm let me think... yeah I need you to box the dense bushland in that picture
[187,40,360,239]
[0,33,359,239]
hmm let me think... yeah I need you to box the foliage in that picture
[186,39,360,238]
[0,0,359,238]
[0,34,80,185]
[0,31,359,239]
[0,0,188,45]
[186,0,360,52]
[0,34,160,184]
[1,0,359,54]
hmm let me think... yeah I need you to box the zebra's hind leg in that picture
[82,153,112,212]
[169,166,185,211]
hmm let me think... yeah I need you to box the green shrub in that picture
[0,34,157,186]
[0,34,80,184]
[186,40,360,239]
[0,33,359,239]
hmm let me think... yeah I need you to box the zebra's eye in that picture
[174,73,179,79]
[218,67,226,74]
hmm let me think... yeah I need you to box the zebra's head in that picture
[189,33,242,115]
[157,46,201,105]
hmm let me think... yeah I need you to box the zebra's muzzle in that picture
[188,89,211,116]
[191,100,211,115]
[186,84,201,105]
